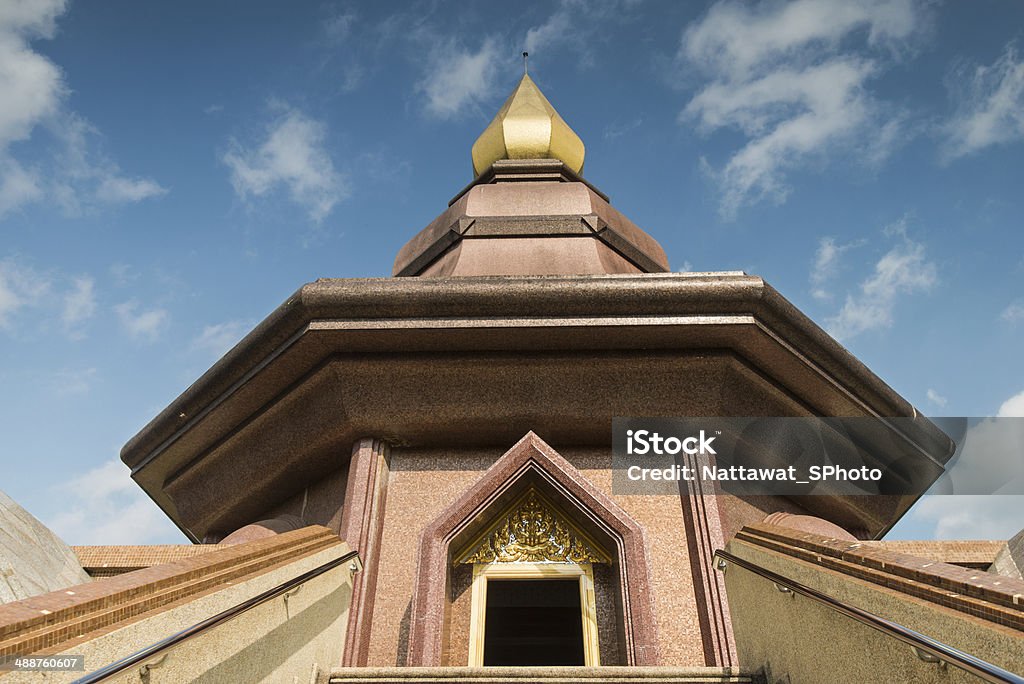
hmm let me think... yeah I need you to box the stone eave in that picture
[120,273,953,540]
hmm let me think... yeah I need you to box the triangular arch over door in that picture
[407,431,660,666]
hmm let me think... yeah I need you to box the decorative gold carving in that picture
[458,489,609,564]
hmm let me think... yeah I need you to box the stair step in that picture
[329,666,757,683]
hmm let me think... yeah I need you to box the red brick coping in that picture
[735,524,1024,632]
[0,526,340,658]
[73,545,219,577]
[860,539,1002,569]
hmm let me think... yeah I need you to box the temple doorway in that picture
[482,578,585,666]
[458,488,609,666]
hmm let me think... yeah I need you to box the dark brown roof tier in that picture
[120,273,953,543]
[393,160,669,277]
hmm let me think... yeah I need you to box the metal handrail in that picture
[714,549,1024,684]
[72,548,360,684]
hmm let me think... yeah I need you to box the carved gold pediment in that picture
[455,488,611,565]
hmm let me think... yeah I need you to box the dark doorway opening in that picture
[482,579,585,666]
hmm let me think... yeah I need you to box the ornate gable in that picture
[455,487,611,565]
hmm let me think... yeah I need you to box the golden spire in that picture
[471,73,586,177]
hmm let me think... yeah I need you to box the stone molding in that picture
[340,438,391,667]
[679,455,736,667]
[406,432,660,666]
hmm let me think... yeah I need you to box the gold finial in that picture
[470,72,585,177]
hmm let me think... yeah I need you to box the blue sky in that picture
[1,0,1022,545]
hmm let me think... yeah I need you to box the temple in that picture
[1,73,1022,684]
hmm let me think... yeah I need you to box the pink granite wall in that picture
[367,445,706,667]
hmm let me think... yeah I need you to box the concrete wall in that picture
[723,539,1024,684]
[5,542,357,684]
[0,490,91,604]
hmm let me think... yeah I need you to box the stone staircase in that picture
[328,666,759,683]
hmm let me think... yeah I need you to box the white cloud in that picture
[810,236,863,300]
[998,390,1024,418]
[47,458,185,544]
[108,262,137,287]
[903,387,1024,539]
[50,115,167,215]
[680,0,918,79]
[826,235,936,341]
[61,275,96,333]
[418,37,501,119]
[95,175,166,203]
[0,0,63,217]
[908,495,1024,540]
[0,0,65,150]
[523,0,641,69]
[926,388,947,408]
[0,2,164,219]
[223,104,348,223]
[679,0,923,218]
[603,117,644,141]
[0,257,51,327]
[115,299,169,342]
[1001,302,1024,324]
[0,157,42,216]
[0,258,101,336]
[943,42,1024,160]
[525,9,573,57]
[191,320,250,358]
[324,9,356,43]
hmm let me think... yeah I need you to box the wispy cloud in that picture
[1002,302,1024,324]
[525,11,571,56]
[51,115,167,215]
[223,103,348,223]
[0,257,51,327]
[0,157,43,216]
[524,0,640,69]
[826,225,936,341]
[115,299,169,342]
[908,494,1024,540]
[417,37,501,120]
[191,320,250,358]
[47,458,185,544]
[0,3,165,219]
[323,8,356,43]
[679,0,924,218]
[0,257,104,337]
[810,236,864,301]
[901,386,1024,538]
[108,262,138,287]
[604,118,644,141]
[49,367,98,397]
[95,175,166,203]
[61,275,96,335]
[943,42,1024,161]
[926,388,947,408]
